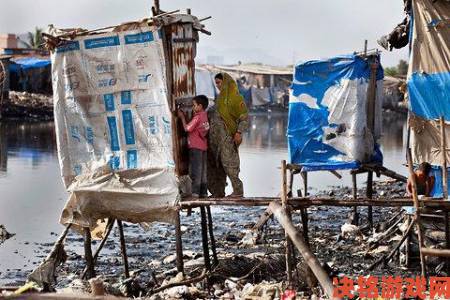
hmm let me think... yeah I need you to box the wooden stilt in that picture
[445,210,450,274]
[301,171,308,197]
[83,227,96,279]
[282,160,294,285]
[82,219,115,279]
[206,206,218,267]
[366,171,373,230]
[174,209,184,274]
[269,202,334,299]
[288,169,295,197]
[440,117,448,199]
[406,148,427,277]
[117,220,130,279]
[297,189,309,245]
[200,207,211,271]
[352,173,359,225]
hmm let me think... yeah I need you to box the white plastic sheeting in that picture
[52,25,179,228]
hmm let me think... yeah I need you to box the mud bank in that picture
[3,179,437,299]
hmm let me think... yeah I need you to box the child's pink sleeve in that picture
[185,115,199,132]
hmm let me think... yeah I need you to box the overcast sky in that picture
[0,0,408,67]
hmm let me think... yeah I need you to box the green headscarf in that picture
[216,72,248,135]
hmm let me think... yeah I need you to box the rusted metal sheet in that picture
[161,18,199,176]
[171,23,197,102]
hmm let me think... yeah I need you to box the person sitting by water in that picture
[407,162,435,197]
[177,95,210,198]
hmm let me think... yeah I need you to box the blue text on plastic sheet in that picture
[84,36,120,49]
[107,116,120,151]
[121,91,132,104]
[103,94,115,112]
[56,41,80,53]
[109,156,120,170]
[85,127,94,145]
[127,150,138,169]
[124,32,154,44]
[122,110,136,145]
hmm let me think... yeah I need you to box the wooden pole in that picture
[117,220,130,279]
[440,116,448,199]
[82,219,115,279]
[352,173,359,225]
[282,160,294,285]
[83,227,95,279]
[406,148,427,276]
[200,207,211,271]
[174,209,184,274]
[301,171,308,197]
[206,206,218,267]
[269,202,335,299]
[444,210,450,268]
[366,171,373,230]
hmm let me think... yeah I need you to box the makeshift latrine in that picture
[38,6,209,283]
[407,0,450,198]
[288,53,384,169]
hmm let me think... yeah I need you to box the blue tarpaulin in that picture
[9,57,51,73]
[288,54,384,171]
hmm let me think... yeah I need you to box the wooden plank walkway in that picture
[181,197,450,209]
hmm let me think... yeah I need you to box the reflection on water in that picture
[0,113,407,276]
[243,112,288,150]
[0,122,57,175]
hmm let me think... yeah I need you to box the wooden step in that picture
[421,247,450,257]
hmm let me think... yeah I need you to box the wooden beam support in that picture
[407,148,427,277]
[82,219,115,279]
[421,248,450,258]
[269,202,335,299]
[117,220,130,279]
[367,171,373,230]
[281,160,294,285]
[181,197,449,209]
[174,209,184,274]
[200,207,211,271]
[83,227,95,279]
[206,206,218,267]
[441,116,448,199]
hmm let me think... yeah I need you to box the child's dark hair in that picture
[419,162,432,175]
[214,73,223,80]
[193,95,209,110]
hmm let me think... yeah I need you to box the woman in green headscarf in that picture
[207,72,248,198]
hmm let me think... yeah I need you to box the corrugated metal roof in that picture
[214,64,292,75]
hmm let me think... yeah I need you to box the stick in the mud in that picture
[445,210,450,273]
[206,206,218,267]
[81,218,115,279]
[366,171,373,230]
[351,173,359,225]
[83,227,96,279]
[252,207,273,232]
[200,207,211,271]
[269,201,335,299]
[406,148,427,276]
[281,160,294,285]
[174,209,184,274]
[117,220,130,279]
[368,215,415,270]
[440,116,448,199]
